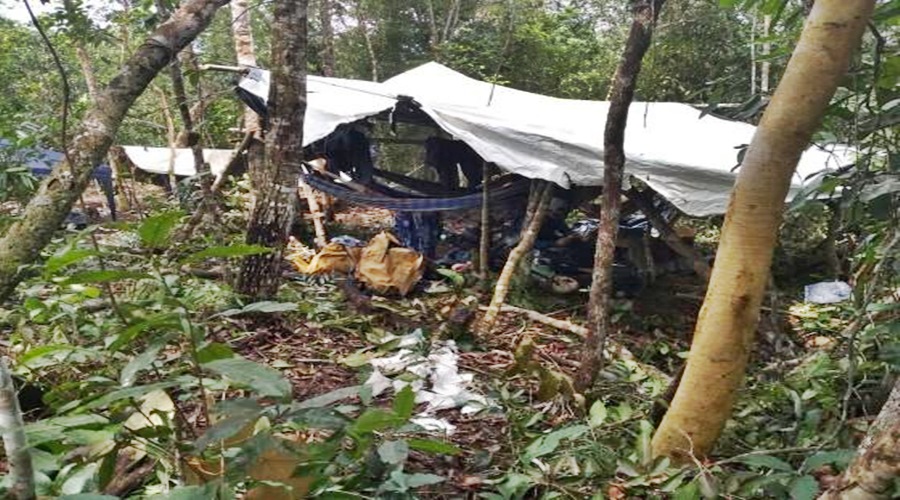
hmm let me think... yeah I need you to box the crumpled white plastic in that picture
[804,281,852,304]
[363,333,492,434]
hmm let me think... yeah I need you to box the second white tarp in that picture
[121,146,236,178]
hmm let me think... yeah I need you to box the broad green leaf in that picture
[194,404,263,451]
[25,415,109,447]
[160,483,232,500]
[407,438,461,455]
[435,268,465,287]
[45,248,99,276]
[351,409,404,435]
[64,269,152,285]
[392,385,415,419]
[522,424,589,462]
[698,470,719,499]
[737,472,795,496]
[637,419,654,465]
[403,472,445,488]
[83,382,179,410]
[203,358,291,399]
[108,313,180,352]
[120,341,164,387]
[196,342,235,364]
[802,450,855,472]
[138,211,182,249]
[674,480,701,500]
[496,473,534,499]
[377,440,409,465]
[181,244,271,263]
[588,400,608,427]
[789,475,819,500]
[735,454,795,472]
[20,344,80,365]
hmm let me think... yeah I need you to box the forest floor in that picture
[1,183,870,498]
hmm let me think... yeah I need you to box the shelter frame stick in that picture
[626,187,711,281]
[478,180,552,335]
[300,179,328,248]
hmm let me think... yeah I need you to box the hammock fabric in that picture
[301,171,530,212]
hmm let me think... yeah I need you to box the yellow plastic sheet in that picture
[288,232,423,296]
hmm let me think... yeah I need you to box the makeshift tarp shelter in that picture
[238,62,854,217]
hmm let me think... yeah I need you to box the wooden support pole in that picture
[479,161,491,279]
[299,179,328,248]
[477,180,553,335]
[627,188,712,281]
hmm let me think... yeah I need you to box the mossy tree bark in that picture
[575,0,666,393]
[819,378,900,500]
[235,0,308,299]
[651,0,875,461]
[0,0,230,302]
[0,358,34,500]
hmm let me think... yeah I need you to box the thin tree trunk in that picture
[425,0,439,55]
[750,13,757,96]
[651,0,874,461]
[0,358,34,500]
[761,14,771,94]
[230,0,265,194]
[236,0,308,299]
[0,0,229,302]
[819,379,900,499]
[319,0,336,77]
[575,0,666,393]
[357,5,379,82]
[479,161,490,279]
[478,181,553,334]
[156,87,180,193]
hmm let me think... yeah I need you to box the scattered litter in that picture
[410,416,457,434]
[363,329,492,434]
[804,281,852,304]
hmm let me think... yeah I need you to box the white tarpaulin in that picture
[122,146,235,177]
[240,62,855,217]
[239,68,396,146]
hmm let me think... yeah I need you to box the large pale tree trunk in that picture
[651,0,875,461]
[819,378,900,500]
[574,0,666,393]
[235,0,308,298]
[0,0,230,302]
